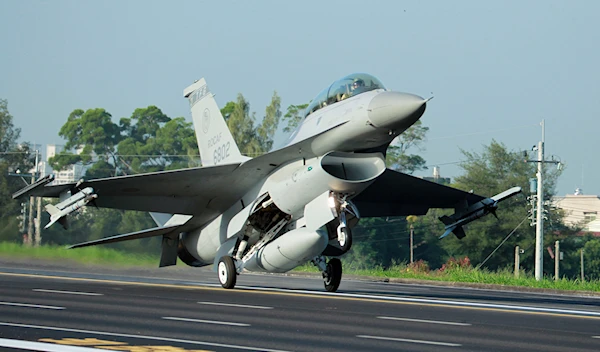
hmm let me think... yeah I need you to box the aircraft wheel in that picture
[218,256,237,289]
[338,227,352,253]
[323,258,342,292]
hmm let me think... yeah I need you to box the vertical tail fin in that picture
[184,78,248,166]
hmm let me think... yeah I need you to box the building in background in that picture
[36,144,87,184]
[553,189,600,235]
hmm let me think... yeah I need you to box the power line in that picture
[476,216,528,269]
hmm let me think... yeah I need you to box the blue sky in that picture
[1,1,598,196]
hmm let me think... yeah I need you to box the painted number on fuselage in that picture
[213,142,230,164]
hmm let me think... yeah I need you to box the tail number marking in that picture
[213,142,231,164]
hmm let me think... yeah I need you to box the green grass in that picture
[294,262,600,292]
[0,242,157,267]
[2,242,599,292]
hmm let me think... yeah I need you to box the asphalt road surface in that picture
[0,259,599,351]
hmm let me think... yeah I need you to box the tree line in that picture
[1,94,600,279]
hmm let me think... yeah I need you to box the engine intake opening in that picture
[321,152,385,182]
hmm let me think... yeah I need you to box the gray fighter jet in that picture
[14,73,520,292]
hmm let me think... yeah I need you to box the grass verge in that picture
[294,262,600,292]
[0,242,157,267]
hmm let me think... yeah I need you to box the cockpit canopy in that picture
[305,73,386,117]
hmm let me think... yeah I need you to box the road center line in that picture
[378,316,471,326]
[0,322,288,352]
[163,316,250,327]
[357,335,461,347]
[0,338,105,352]
[0,302,65,310]
[197,301,273,310]
[33,289,103,296]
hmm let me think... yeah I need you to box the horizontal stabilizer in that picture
[68,224,181,249]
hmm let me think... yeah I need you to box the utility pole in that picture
[524,120,561,281]
[514,245,520,278]
[534,121,545,281]
[409,224,414,264]
[26,149,39,246]
[580,249,585,281]
[554,240,559,281]
[33,149,42,247]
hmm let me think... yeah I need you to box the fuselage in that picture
[180,73,427,270]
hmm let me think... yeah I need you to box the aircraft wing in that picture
[352,168,486,217]
[12,126,338,229]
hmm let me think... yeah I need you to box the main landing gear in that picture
[218,256,237,289]
[313,256,342,292]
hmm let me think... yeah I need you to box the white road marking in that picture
[592,336,600,339]
[198,301,273,310]
[236,285,600,317]
[357,335,462,347]
[378,316,471,326]
[0,322,289,352]
[0,338,103,351]
[33,289,103,296]
[163,316,250,327]
[0,301,64,310]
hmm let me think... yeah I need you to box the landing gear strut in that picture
[313,256,342,292]
[218,256,237,289]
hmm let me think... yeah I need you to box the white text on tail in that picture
[184,78,248,166]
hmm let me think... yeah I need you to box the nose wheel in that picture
[323,258,342,292]
[218,256,237,289]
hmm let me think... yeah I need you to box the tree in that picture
[222,94,262,157]
[439,140,570,272]
[282,103,308,133]
[0,99,33,242]
[50,108,122,177]
[386,120,429,174]
[221,92,283,156]
[257,92,281,152]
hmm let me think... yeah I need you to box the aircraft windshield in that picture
[304,73,385,117]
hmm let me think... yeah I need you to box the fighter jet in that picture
[13,73,520,292]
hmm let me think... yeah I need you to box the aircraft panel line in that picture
[33,288,103,296]
[0,322,291,352]
[377,316,472,326]
[0,301,65,310]
[162,316,251,327]
[357,335,462,347]
[197,301,273,309]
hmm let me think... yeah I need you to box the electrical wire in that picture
[476,216,528,269]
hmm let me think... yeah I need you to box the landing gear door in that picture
[304,191,336,231]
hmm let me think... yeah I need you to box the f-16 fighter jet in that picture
[14,73,520,292]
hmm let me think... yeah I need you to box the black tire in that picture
[217,256,237,289]
[323,258,342,292]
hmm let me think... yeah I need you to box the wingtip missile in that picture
[44,188,97,229]
[439,186,522,239]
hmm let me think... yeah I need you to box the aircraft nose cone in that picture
[367,91,427,129]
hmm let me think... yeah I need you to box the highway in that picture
[0,260,599,351]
